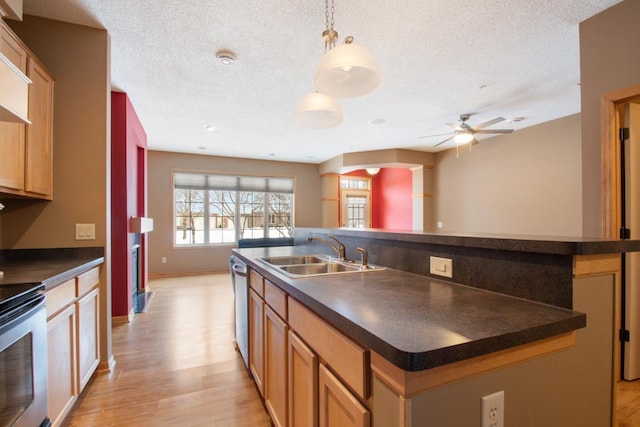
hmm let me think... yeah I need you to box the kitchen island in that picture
[233,229,633,427]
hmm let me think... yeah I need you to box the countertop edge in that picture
[233,248,586,372]
[42,257,105,290]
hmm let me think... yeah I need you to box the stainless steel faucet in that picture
[356,247,369,269]
[307,234,347,260]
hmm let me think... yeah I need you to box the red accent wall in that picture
[372,168,412,230]
[111,92,148,317]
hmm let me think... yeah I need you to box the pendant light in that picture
[314,0,381,98]
[294,92,343,129]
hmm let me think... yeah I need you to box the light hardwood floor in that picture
[61,272,640,426]
[617,379,640,426]
[61,273,271,427]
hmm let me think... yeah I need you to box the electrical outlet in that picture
[482,391,504,427]
[429,256,453,278]
[161,257,167,264]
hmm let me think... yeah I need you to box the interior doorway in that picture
[621,99,640,380]
[602,86,640,381]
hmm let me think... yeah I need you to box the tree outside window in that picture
[174,173,294,246]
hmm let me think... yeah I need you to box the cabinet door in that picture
[25,57,53,197]
[249,288,265,396]
[265,305,288,427]
[0,121,24,190]
[0,21,27,72]
[319,364,370,427]
[0,22,26,192]
[76,287,100,391]
[289,331,318,427]
[47,304,77,427]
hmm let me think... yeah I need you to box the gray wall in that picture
[580,0,640,236]
[147,150,322,276]
[433,114,582,236]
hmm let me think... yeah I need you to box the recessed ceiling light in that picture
[198,146,207,150]
[205,125,216,132]
[508,117,525,124]
[369,118,385,125]
[216,49,236,65]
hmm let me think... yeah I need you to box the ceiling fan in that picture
[420,114,514,147]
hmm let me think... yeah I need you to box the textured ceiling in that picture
[22,0,621,163]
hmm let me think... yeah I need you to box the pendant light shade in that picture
[315,42,381,98]
[294,92,343,129]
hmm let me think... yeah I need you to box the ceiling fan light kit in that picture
[454,131,474,144]
[421,114,515,148]
[295,0,380,128]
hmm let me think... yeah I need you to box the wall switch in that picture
[161,257,167,264]
[429,256,453,278]
[482,391,504,427]
[75,223,96,240]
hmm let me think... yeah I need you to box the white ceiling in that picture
[22,0,621,164]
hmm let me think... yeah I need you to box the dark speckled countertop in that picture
[0,247,104,289]
[233,246,586,372]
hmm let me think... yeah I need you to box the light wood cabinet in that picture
[47,303,77,427]
[0,21,54,199]
[288,330,318,427]
[77,287,100,390]
[24,56,53,196]
[46,266,100,427]
[249,288,265,396]
[319,364,370,427]
[246,267,370,427]
[265,304,288,427]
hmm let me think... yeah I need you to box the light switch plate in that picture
[75,223,96,240]
[430,256,453,278]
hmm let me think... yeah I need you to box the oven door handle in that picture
[0,294,46,335]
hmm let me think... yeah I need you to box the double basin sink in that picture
[259,254,384,278]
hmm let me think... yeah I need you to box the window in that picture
[174,172,294,246]
[340,176,371,228]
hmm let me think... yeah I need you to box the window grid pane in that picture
[209,190,236,244]
[174,173,294,245]
[175,189,206,245]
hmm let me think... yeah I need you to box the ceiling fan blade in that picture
[473,117,505,130]
[474,129,514,134]
[418,132,455,139]
[445,122,459,130]
[433,135,455,147]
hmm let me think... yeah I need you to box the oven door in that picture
[0,294,48,427]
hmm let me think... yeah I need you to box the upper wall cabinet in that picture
[0,19,29,123]
[0,21,54,200]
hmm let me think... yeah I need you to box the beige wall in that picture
[147,150,322,276]
[433,114,582,236]
[580,0,640,236]
[1,16,112,365]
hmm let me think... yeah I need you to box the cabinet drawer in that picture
[76,266,99,297]
[288,298,369,400]
[46,279,75,319]
[249,268,264,297]
[265,279,287,320]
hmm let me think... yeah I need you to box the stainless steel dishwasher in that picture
[229,255,249,369]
